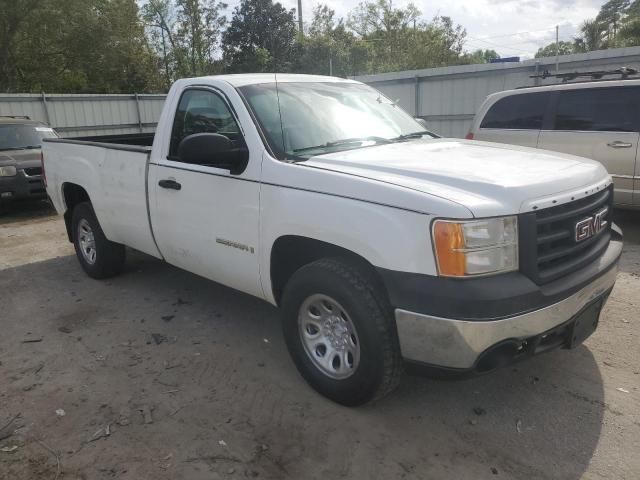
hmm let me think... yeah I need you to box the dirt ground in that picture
[0,201,639,480]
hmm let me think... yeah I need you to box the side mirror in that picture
[177,133,248,174]
[415,118,429,129]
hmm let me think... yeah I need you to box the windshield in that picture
[238,82,434,160]
[0,124,57,151]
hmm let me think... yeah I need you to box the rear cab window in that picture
[480,92,550,130]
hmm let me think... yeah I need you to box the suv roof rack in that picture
[529,67,639,82]
[0,115,31,120]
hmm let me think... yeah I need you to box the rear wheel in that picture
[71,202,125,279]
[281,257,403,406]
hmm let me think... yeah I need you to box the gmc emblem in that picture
[575,207,608,242]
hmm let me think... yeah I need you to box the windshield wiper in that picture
[292,136,392,154]
[390,131,433,142]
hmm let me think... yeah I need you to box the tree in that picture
[142,0,226,86]
[308,4,338,36]
[5,0,161,93]
[0,0,41,92]
[616,0,640,46]
[596,0,631,41]
[343,0,467,74]
[296,5,367,76]
[142,0,182,88]
[618,16,640,45]
[462,49,500,64]
[534,40,575,58]
[346,0,420,72]
[175,0,227,76]
[347,0,420,37]
[574,19,606,52]
[221,0,298,72]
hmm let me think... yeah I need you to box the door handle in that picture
[607,141,633,149]
[158,179,182,190]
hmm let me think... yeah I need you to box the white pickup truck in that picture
[43,74,622,406]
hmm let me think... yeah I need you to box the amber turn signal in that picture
[433,221,466,277]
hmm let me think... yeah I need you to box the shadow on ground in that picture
[0,199,56,225]
[613,209,640,275]
[0,248,612,480]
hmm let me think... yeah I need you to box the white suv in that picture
[468,79,640,209]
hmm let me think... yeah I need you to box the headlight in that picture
[432,216,518,277]
[0,166,17,177]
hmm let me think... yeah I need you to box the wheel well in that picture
[270,235,387,305]
[62,183,90,242]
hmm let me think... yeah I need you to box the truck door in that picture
[537,86,639,207]
[148,87,263,299]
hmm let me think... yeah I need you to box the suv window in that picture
[0,123,57,151]
[480,92,549,130]
[169,89,241,160]
[553,87,639,132]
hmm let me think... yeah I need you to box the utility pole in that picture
[298,0,303,38]
[329,57,333,76]
[555,25,559,73]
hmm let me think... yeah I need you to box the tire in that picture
[281,257,403,406]
[71,202,125,279]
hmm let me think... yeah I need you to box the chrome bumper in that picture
[395,264,618,370]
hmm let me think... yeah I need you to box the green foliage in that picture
[221,0,298,72]
[597,0,630,41]
[462,49,500,64]
[617,0,640,45]
[142,0,226,88]
[342,1,467,73]
[14,0,640,94]
[175,0,227,75]
[1,0,160,93]
[534,41,576,59]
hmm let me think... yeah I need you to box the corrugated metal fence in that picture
[3,46,640,139]
[355,46,640,138]
[0,93,166,137]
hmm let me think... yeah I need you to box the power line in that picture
[469,26,564,41]
[465,31,576,54]
[466,36,531,52]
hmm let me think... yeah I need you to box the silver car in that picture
[467,79,640,209]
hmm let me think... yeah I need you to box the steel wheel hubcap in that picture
[298,294,360,379]
[78,219,97,265]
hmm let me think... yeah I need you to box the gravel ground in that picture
[0,201,639,480]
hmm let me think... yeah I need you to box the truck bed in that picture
[42,136,161,259]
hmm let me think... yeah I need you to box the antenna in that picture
[273,73,288,159]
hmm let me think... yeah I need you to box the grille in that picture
[519,186,613,284]
[22,167,42,176]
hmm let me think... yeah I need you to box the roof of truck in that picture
[180,73,360,88]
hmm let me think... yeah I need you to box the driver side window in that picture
[169,89,241,161]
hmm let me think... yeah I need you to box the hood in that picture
[303,138,610,217]
[0,149,41,168]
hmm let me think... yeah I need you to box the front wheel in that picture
[281,258,403,406]
[71,202,125,279]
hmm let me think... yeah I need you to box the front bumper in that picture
[0,169,46,201]
[393,229,622,371]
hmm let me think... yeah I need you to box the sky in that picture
[265,0,606,59]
